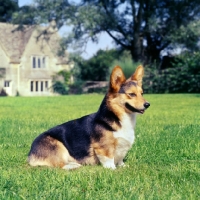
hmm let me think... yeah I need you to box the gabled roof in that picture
[0,22,34,63]
[0,22,69,64]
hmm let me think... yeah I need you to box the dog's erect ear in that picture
[110,66,126,93]
[131,65,144,87]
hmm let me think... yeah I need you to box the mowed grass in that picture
[0,94,199,200]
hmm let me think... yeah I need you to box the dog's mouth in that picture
[125,103,145,114]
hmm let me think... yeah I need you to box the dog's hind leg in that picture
[28,136,79,169]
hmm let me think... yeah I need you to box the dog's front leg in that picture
[96,155,116,170]
[92,134,117,170]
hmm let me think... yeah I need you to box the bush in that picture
[68,80,84,94]
[109,51,141,79]
[52,70,71,95]
[77,49,121,81]
[52,81,68,95]
[0,89,7,96]
[71,50,200,94]
[143,52,200,93]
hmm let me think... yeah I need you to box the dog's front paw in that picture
[117,161,126,167]
[103,163,116,170]
[97,155,116,170]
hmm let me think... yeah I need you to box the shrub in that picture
[52,81,69,95]
[143,52,200,93]
[109,51,141,79]
[0,89,7,96]
[52,70,71,95]
[76,49,122,81]
[68,80,84,94]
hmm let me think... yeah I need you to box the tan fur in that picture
[110,66,126,93]
[131,65,144,87]
[108,65,145,116]
[79,146,100,165]
[92,130,118,158]
[28,136,76,168]
[107,94,124,121]
[124,85,146,113]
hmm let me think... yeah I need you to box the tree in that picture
[71,0,200,64]
[12,5,38,25]
[0,0,18,22]
[13,0,200,64]
[74,49,121,81]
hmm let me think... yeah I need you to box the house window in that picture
[4,81,10,87]
[32,57,36,68]
[42,57,45,68]
[45,81,48,91]
[30,81,34,92]
[38,58,41,68]
[35,81,38,91]
[41,81,43,91]
[30,80,49,92]
[32,56,47,68]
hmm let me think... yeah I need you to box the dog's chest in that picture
[113,113,136,145]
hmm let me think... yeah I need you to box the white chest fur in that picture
[113,113,136,144]
[113,113,137,165]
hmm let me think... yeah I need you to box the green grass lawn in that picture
[0,94,199,200]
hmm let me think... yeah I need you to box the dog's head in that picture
[108,65,150,114]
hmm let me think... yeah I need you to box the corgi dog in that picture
[28,65,150,170]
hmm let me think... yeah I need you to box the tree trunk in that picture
[130,35,144,63]
[130,0,144,63]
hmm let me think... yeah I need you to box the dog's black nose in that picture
[144,102,150,108]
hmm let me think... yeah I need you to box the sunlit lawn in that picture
[0,94,199,199]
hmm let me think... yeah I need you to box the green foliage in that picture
[12,5,38,25]
[0,94,199,199]
[68,80,85,94]
[75,49,121,81]
[70,49,200,94]
[52,81,68,95]
[73,49,140,82]
[110,51,141,79]
[143,52,200,93]
[0,0,18,22]
[52,70,71,95]
[57,70,71,84]
[169,20,200,51]
[13,0,200,65]
[13,0,75,27]
[174,52,200,75]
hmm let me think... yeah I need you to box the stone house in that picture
[0,22,72,96]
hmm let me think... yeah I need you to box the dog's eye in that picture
[128,93,136,97]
